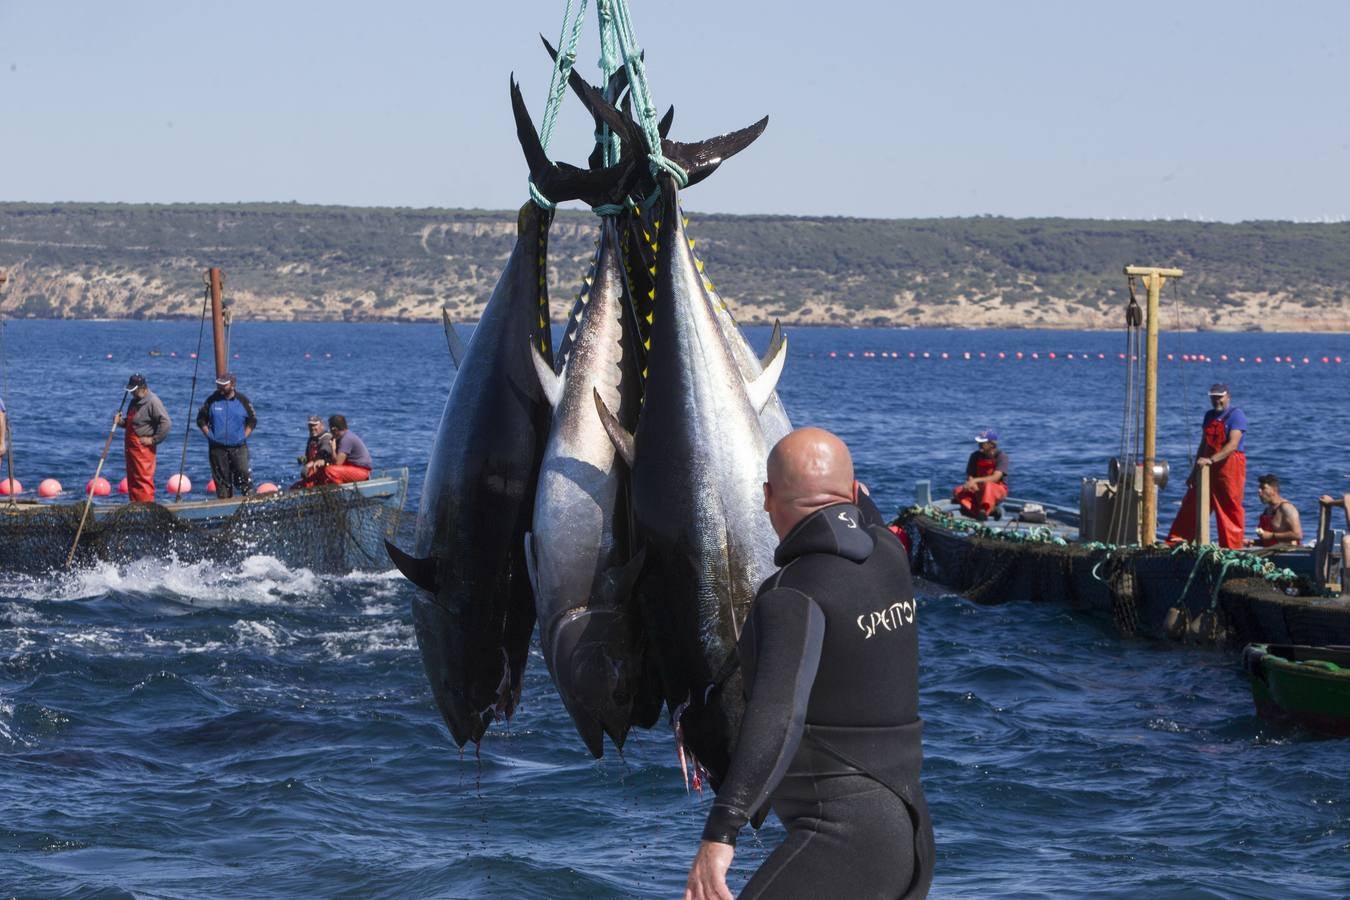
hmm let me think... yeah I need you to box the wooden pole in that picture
[208,268,227,378]
[1195,464,1212,545]
[1124,266,1183,544]
[66,394,130,567]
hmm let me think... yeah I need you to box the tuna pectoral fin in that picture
[760,319,784,370]
[530,344,565,409]
[441,308,468,368]
[745,330,788,414]
[386,541,438,593]
[594,388,635,468]
[599,545,647,605]
[523,531,541,601]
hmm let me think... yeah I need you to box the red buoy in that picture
[256,482,279,494]
[86,477,111,496]
[117,477,129,494]
[37,478,62,498]
[206,479,217,494]
[0,478,22,495]
[167,473,192,494]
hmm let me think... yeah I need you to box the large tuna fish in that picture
[525,215,658,757]
[598,175,787,784]
[388,77,632,748]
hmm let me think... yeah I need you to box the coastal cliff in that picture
[2,203,1348,330]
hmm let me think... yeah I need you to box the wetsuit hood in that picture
[774,502,875,566]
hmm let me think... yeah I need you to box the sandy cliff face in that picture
[3,263,1348,331]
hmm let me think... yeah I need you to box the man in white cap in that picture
[195,372,257,498]
[952,428,1009,521]
[1167,383,1247,548]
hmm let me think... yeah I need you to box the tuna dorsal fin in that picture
[531,343,565,409]
[386,541,437,593]
[745,331,787,414]
[593,387,635,468]
[760,319,784,371]
[442,308,467,368]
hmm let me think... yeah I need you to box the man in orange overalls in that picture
[115,373,172,503]
[953,428,1009,521]
[1167,383,1247,548]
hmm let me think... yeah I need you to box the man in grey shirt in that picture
[116,373,172,502]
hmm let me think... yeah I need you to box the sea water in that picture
[1,320,1347,897]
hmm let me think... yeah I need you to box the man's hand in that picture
[964,477,977,491]
[1196,457,1213,468]
[684,841,734,900]
[139,437,153,447]
[114,412,124,426]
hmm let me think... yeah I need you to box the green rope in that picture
[600,0,688,188]
[530,0,592,210]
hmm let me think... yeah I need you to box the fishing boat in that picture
[899,265,1350,647]
[0,268,409,575]
[1242,643,1350,735]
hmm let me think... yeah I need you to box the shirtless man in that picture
[1318,491,1350,586]
[685,427,933,900]
[1251,473,1302,546]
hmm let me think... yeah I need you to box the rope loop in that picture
[528,180,557,211]
[648,153,688,187]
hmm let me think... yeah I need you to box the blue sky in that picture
[3,0,1348,220]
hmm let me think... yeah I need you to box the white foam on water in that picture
[314,618,416,660]
[229,618,294,653]
[2,553,332,608]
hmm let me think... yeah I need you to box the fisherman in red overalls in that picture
[953,428,1009,521]
[1250,473,1302,546]
[115,373,172,503]
[1167,383,1247,548]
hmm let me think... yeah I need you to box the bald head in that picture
[764,427,856,538]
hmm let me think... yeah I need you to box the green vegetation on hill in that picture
[1,202,1348,326]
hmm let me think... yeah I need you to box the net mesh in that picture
[899,507,1336,649]
[0,476,405,574]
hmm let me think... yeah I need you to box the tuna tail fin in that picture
[661,116,769,189]
[594,387,636,469]
[530,343,565,409]
[386,541,437,593]
[760,319,784,371]
[745,331,787,415]
[442,308,468,368]
[510,75,633,208]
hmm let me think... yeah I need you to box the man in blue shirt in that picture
[1167,383,1247,548]
[195,372,257,499]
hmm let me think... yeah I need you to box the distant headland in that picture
[2,202,1348,331]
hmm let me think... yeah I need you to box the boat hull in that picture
[905,504,1350,647]
[0,468,409,574]
[1242,643,1350,735]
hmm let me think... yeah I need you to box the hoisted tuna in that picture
[599,174,787,785]
[525,215,658,757]
[388,76,634,748]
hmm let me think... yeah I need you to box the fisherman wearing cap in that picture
[115,373,172,503]
[290,415,336,490]
[1167,383,1247,548]
[952,428,1009,521]
[195,372,257,499]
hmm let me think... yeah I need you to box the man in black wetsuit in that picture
[685,427,934,900]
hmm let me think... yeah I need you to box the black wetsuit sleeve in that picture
[701,588,825,846]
